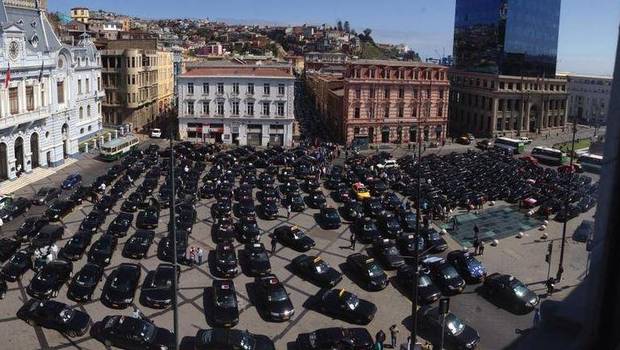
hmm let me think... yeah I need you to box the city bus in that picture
[531,146,568,165]
[494,137,526,154]
[100,135,140,161]
[578,153,604,173]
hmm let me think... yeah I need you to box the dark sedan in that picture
[121,192,147,212]
[418,306,480,350]
[260,200,280,220]
[140,263,179,309]
[16,216,49,242]
[274,225,316,252]
[30,224,64,248]
[107,212,134,237]
[94,195,116,213]
[214,242,239,278]
[210,279,239,327]
[236,217,261,243]
[296,327,373,350]
[305,190,327,209]
[61,173,82,190]
[91,315,175,350]
[342,200,365,221]
[32,187,61,205]
[59,232,92,261]
[254,274,295,321]
[291,254,342,287]
[345,253,389,291]
[87,235,118,266]
[372,239,405,270]
[423,256,466,295]
[79,210,106,233]
[243,243,271,276]
[101,263,141,309]
[18,299,90,337]
[421,228,448,253]
[0,250,32,282]
[194,329,274,350]
[26,259,73,299]
[316,289,376,325]
[123,230,155,259]
[353,217,381,243]
[447,250,487,283]
[318,207,342,229]
[67,263,104,302]
[137,206,160,229]
[284,192,306,212]
[0,197,31,221]
[396,265,441,304]
[45,200,73,221]
[482,273,540,314]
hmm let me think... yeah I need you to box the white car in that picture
[150,128,162,138]
[376,159,399,169]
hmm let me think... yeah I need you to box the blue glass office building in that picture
[453,0,561,77]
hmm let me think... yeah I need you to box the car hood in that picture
[67,311,91,331]
[142,287,173,302]
[353,300,377,317]
[153,328,176,348]
[454,325,480,348]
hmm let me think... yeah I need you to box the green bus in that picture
[494,137,526,154]
[100,135,140,161]
[531,146,568,165]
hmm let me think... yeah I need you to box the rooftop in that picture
[181,66,293,78]
[351,59,442,68]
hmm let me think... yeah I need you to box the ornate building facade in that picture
[0,0,103,181]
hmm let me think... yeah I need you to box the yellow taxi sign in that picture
[338,289,346,298]
[313,256,322,263]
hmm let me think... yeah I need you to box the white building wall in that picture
[178,72,295,147]
[565,74,612,125]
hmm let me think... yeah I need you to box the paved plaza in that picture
[0,140,596,350]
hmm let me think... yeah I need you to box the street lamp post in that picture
[169,110,180,350]
[556,116,578,282]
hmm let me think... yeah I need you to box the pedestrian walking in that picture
[478,241,485,255]
[546,277,555,296]
[375,330,386,350]
[197,248,204,265]
[350,232,356,250]
[286,205,291,219]
[271,237,277,255]
[533,308,541,328]
[389,324,399,348]
[189,247,196,265]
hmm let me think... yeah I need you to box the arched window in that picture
[80,128,84,134]
[79,106,83,119]
[87,105,91,117]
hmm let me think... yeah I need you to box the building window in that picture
[426,89,431,99]
[232,101,240,115]
[277,102,285,117]
[384,106,390,118]
[79,107,84,119]
[438,105,443,117]
[188,83,194,94]
[131,57,135,67]
[78,79,82,94]
[247,102,254,116]
[85,78,90,93]
[278,84,285,95]
[9,87,18,114]
[203,83,209,94]
[217,83,224,94]
[263,83,270,95]
[217,101,224,115]
[262,102,270,116]
[26,86,34,111]
[384,88,390,98]
[354,107,360,118]
[354,127,360,134]
[232,83,239,94]
[248,83,254,95]
[369,105,375,119]
[398,104,404,118]
[87,105,91,117]
[97,77,101,91]
[80,128,84,134]
[57,81,65,104]
[370,88,375,98]
[187,101,194,115]
[370,69,376,78]
[439,89,444,99]
[412,106,417,118]
[203,101,209,115]
[398,87,404,99]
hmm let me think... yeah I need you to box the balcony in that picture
[0,106,50,131]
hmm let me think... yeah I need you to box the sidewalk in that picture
[0,158,77,196]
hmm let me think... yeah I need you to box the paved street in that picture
[0,137,596,350]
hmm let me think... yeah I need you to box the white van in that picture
[150,128,162,138]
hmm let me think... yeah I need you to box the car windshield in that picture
[111,277,130,291]
[446,314,466,335]
[368,263,383,277]
[291,229,304,239]
[512,282,529,297]
[268,287,288,302]
[76,272,95,286]
[251,251,268,262]
[441,265,460,279]
[363,224,377,231]
[418,275,433,287]
[315,261,329,273]
[325,211,338,219]
[10,253,26,264]
[386,246,399,255]
[217,293,237,308]
[58,309,74,323]
[343,294,360,310]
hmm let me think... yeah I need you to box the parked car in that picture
[17,299,90,337]
[26,259,73,299]
[91,315,175,350]
[0,197,31,221]
[61,173,82,190]
[418,305,480,350]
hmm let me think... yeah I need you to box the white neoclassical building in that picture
[0,0,104,181]
[178,63,295,147]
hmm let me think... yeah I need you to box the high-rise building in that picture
[449,0,568,138]
[0,1,103,181]
[453,0,561,77]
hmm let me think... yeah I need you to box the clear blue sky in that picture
[50,0,620,76]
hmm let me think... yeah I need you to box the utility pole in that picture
[169,109,179,350]
[556,116,577,282]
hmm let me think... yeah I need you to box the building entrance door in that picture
[0,143,7,180]
[15,137,24,175]
[30,133,39,168]
[381,127,390,143]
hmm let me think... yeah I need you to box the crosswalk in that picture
[0,158,77,195]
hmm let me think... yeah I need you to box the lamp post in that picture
[169,109,180,350]
[556,115,577,282]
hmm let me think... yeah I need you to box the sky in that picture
[49,0,620,76]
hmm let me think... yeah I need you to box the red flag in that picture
[4,63,10,89]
